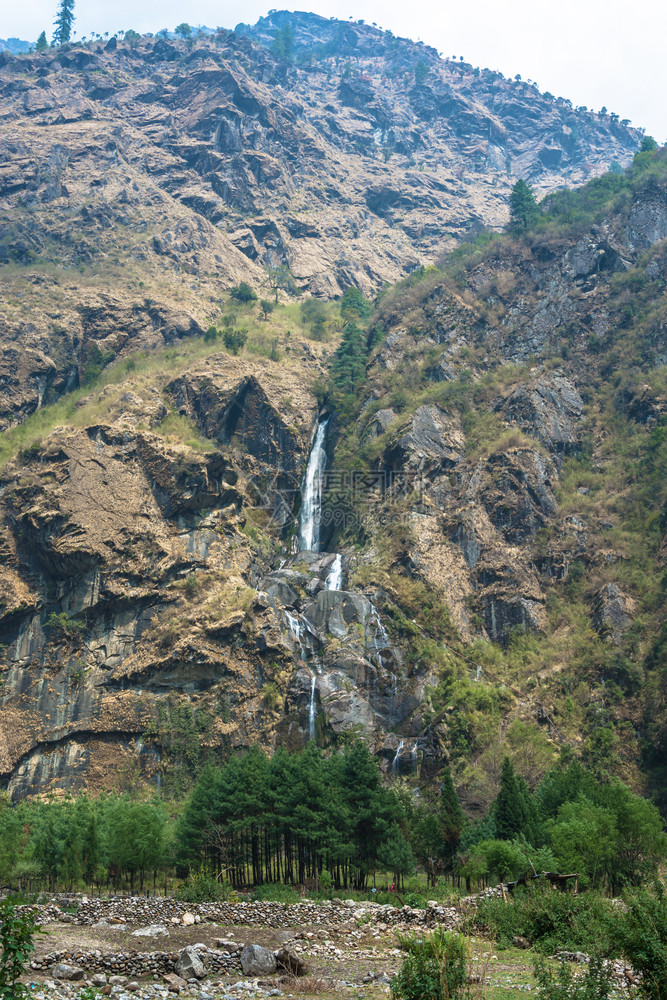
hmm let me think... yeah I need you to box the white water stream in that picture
[392,740,404,772]
[325,553,343,591]
[297,417,329,553]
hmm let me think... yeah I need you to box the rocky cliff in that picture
[0,11,641,430]
[0,16,663,810]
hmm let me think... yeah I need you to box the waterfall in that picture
[325,554,343,591]
[368,600,390,667]
[284,610,307,660]
[297,417,329,553]
[392,740,404,772]
[308,674,317,740]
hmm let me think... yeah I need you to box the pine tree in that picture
[438,766,465,864]
[35,31,48,51]
[53,0,75,46]
[495,757,529,840]
[331,322,367,392]
[509,179,539,233]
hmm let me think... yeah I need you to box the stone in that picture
[52,963,84,981]
[216,938,241,953]
[177,945,207,979]
[240,944,277,976]
[132,924,170,937]
[109,975,128,985]
[91,973,108,985]
[275,947,308,977]
[513,936,531,949]
[164,973,187,992]
[181,912,196,926]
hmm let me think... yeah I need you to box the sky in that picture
[3,0,666,142]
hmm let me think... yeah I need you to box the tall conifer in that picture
[53,0,75,46]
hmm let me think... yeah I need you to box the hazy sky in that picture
[4,0,666,142]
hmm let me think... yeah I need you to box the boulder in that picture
[181,911,196,926]
[177,945,207,979]
[275,947,308,976]
[163,972,187,993]
[52,963,84,981]
[132,924,169,937]
[217,938,242,953]
[240,944,277,976]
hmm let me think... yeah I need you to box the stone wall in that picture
[29,947,239,979]
[13,893,459,931]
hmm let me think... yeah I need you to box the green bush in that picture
[46,612,87,640]
[223,328,248,355]
[404,892,428,908]
[0,899,41,999]
[534,956,614,1000]
[391,928,470,1000]
[470,883,615,954]
[176,866,231,903]
[250,882,300,903]
[617,882,667,1000]
[229,282,257,303]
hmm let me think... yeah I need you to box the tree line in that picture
[0,743,664,896]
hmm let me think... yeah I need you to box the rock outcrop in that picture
[0,13,640,429]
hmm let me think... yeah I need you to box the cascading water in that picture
[392,740,404,772]
[297,417,329,552]
[284,609,307,660]
[368,601,390,667]
[325,554,343,591]
[308,673,317,740]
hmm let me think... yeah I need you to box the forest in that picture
[0,743,664,899]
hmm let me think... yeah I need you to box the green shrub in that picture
[617,882,667,1000]
[229,282,257,303]
[250,882,300,903]
[0,899,41,999]
[533,955,614,1000]
[391,928,470,1000]
[176,866,231,903]
[470,883,615,954]
[404,892,428,908]
[46,612,87,640]
[223,328,248,354]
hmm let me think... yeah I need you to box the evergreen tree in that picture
[35,31,48,51]
[495,757,530,841]
[509,179,539,233]
[52,0,75,45]
[330,322,367,392]
[438,766,465,864]
[272,23,294,61]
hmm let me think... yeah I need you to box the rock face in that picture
[591,584,637,644]
[0,13,640,428]
[240,944,277,976]
[497,373,584,454]
[0,21,662,804]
